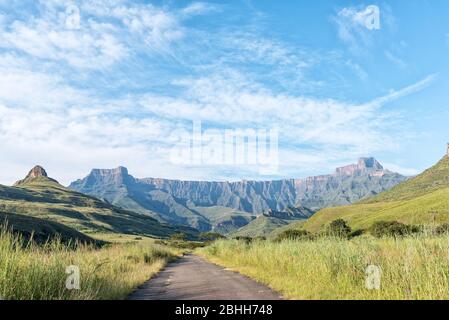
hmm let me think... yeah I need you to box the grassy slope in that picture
[269,220,307,238]
[302,156,449,232]
[0,229,181,300]
[0,211,100,246]
[189,205,256,234]
[200,237,449,300]
[231,216,291,238]
[0,177,197,239]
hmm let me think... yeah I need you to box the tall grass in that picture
[200,236,449,300]
[0,230,179,300]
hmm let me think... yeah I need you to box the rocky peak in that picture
[27,165,48,178]
[358,157,383,170]
[14,165,58,186]
[335,157,385,176]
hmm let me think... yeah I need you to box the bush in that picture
[169,233,187,241]
[199,232,226,241]
[370,221,420,238]
[435,223,449,235]
[349,229,364,238]
[326,219,352,238]
[275,229,312,242]
[155,239,205,250]
[234,236,253,244]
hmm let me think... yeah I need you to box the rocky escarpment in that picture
[69,158,407,231]
[293,157,406,209]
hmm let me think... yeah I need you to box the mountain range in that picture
[300,154,449,232]
[69,157,406,233]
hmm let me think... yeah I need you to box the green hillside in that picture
[231,216,291,238]
[0,211,100,246]
[0,167,198,239]
[364,156,449,203]
[188,205,256,234]
[302,156,449,232]
[269,220,307,238]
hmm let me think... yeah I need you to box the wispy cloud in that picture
[0,1,437,184]
[333,5,381,51]
[367,74,437,107]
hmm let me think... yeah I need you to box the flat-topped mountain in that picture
[70,158,406,232]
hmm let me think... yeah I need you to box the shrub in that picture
[199,232,226,241]
[349,229,364,238]
[370,221,420,238]
[275,229,312,242]
[169,233,187,241]
[326,219,352,238]
[234,236,253,244]
[435,223,449,235]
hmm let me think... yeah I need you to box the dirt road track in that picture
[127,254,283,300]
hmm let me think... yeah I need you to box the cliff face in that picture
[69,158,407,231]
[139,178,297,213]
[293,157,405,209]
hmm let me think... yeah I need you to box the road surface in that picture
[128,254,282,300]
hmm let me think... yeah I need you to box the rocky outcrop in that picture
[14,166,59,186]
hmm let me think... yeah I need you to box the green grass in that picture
[300,156,449,232]
[269,220,307,238]
[200,236,449,300]
[187,205,256,234]
[231,216,292,238]
[0,229,181,300]
[365,156,449,203]
[0,211,100,246]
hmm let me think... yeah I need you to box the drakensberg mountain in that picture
[0,166,198,240]
[69,157,406,232]
[301,154,449,232]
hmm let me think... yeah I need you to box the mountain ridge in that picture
[69,157,406,231]
[301,155,449,232]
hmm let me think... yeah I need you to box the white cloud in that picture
[181,2,220,17]
[0,1,192,69]
[0,1,436,185]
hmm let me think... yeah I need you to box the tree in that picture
[326,219,352,238]
[275,229,311,242]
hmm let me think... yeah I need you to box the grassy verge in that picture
[199,236,449,300]
[0,230,181,300]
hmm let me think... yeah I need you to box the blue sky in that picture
[0,0,448,184]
